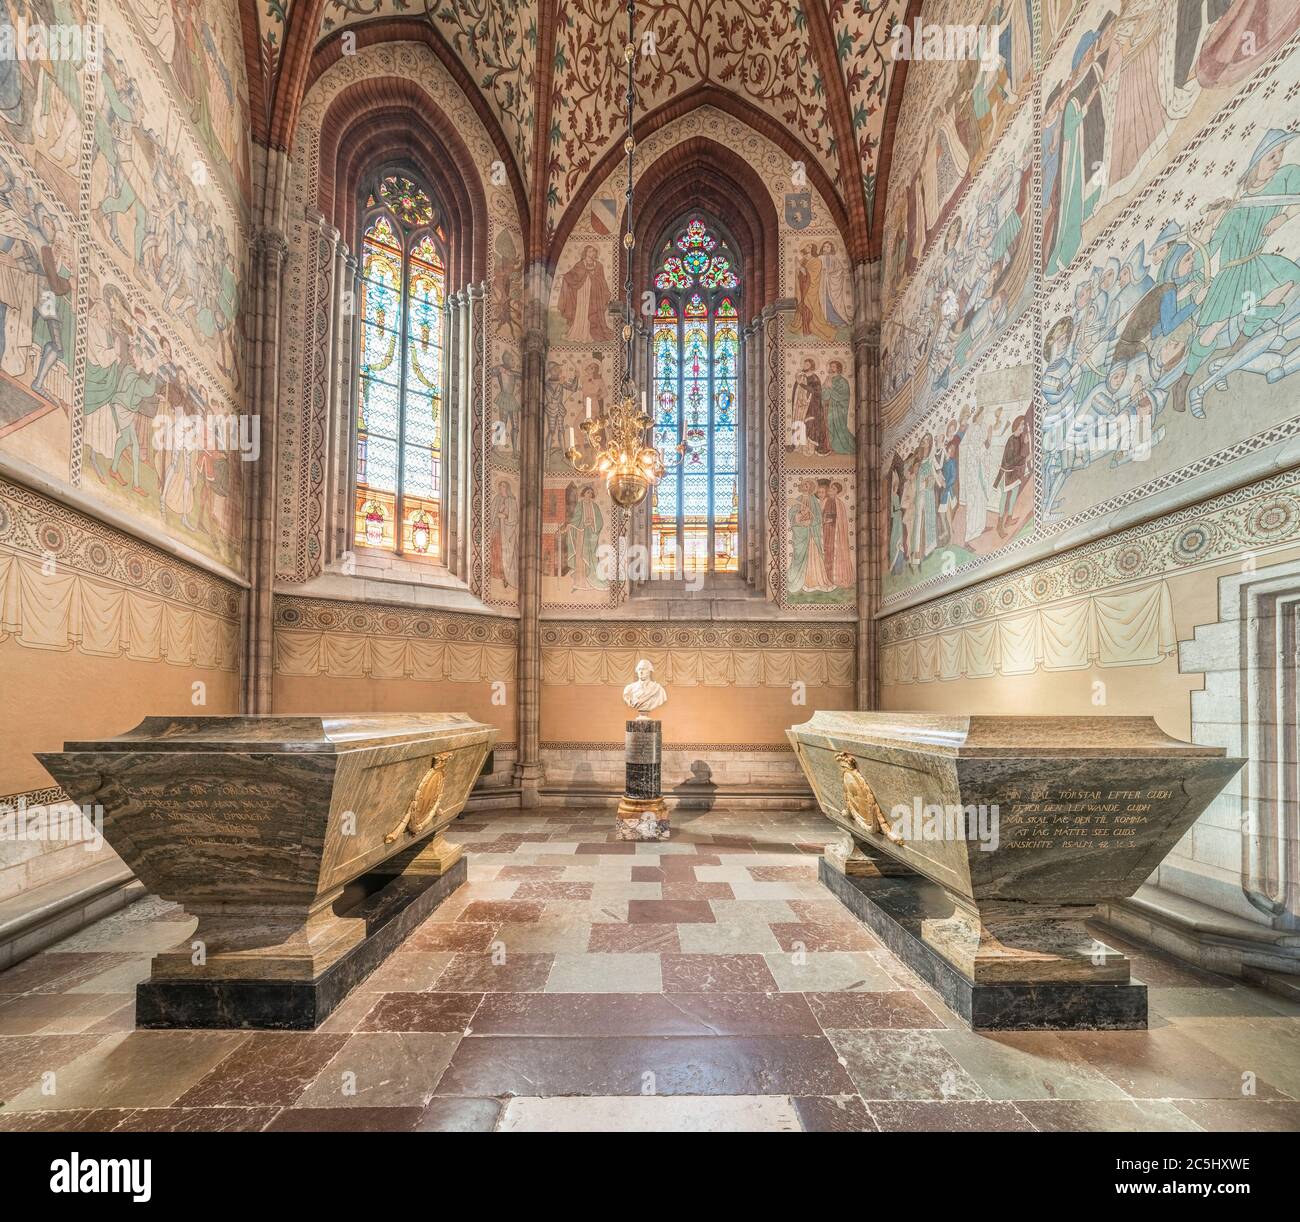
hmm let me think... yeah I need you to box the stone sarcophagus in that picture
[38,713,496,1029]
[789,712,1244,1029]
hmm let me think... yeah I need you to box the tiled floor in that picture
[1,810,1298,1132]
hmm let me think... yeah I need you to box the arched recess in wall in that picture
[306,18,530,236]
[313,75,492,580]
[316,76,489,287]
[599,134,789,593]
[627,139,783,590]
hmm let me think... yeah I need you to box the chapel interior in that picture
[0,0,1298,1137]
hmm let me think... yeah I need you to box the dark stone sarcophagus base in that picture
[38,714,496,1029]
[819,859,1147,1030]
[790,712,1244,1031]
[138,856,467,1030]
[617,718,669,841]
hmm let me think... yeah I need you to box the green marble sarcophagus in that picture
[38,713,496,1029]
[789,712,1244,1029]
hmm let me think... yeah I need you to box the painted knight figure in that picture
[617,659,670,841]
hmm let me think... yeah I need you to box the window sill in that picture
[277,562,517,617]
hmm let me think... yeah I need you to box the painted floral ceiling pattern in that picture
[255,0,909,245]
[547,0,833,229]
[830,0,905,216]
[314,2,538,173]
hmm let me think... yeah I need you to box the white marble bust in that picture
[622,658,667,717]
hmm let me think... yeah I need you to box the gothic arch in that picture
[624,137,781,313]
[315,76,489,287]
[548,86,851,276]
[308,16,530,236]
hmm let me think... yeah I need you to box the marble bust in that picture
[622,659,667,717]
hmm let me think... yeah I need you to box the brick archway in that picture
[623,137,782,314]
[548,86,850,279]
[315,76,489,288]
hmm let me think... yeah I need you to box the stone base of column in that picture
[513,759,544,808]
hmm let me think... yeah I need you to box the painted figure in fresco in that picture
[161,377,197,531]
[1,0,81,173]
[907,434,942,572]
[493,230,521,338]
[493,479,519,590]
[794,244,842,341]
[1107,1,1174,195]
[957,404,991,547]
[561,484,607,591]
[1195,0,1300,89]
[1174,0,1231,85]
[82,288,159,496]
[579,358,606,421]
[791,357,827,454]
[558,245,613,341]
[136,0,178,62]
[992,412,1030,538]
[914,156,1029,399]
[938,417,964,545]
[94,50,150,265]
[788,477,831,594]
[28,207,72,400]
[0,180,70,396]
[819,241,852,330]
[914,98,971,260]
[887,457,909,576]
[1184,130,1300,411]
[817,479,854,591]
[544,359,579,459]
[1045,31,1107,276]
[493,349,520,453]
[824,359,853,455]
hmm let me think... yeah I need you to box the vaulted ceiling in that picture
[244,0,915,262]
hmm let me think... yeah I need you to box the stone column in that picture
[322,238,352,567]
[513,263,548,805]
[851,260,882,711]
[466,282,488,592]
[242,221,290,714]
[742,315,758,589]
[445,289,466,573]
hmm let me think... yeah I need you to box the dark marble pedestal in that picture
[616,717,669,841]
[819,859,1147,1030]
[137,856,467,1030]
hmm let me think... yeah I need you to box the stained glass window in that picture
[355,173,446,558]
[650,217,742,577]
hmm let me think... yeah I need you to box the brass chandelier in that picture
[564,0,685,508]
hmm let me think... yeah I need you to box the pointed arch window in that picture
[354,172,447,559]
[651,218,741,577]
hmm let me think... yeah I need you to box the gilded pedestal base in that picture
[616,796,670,841]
